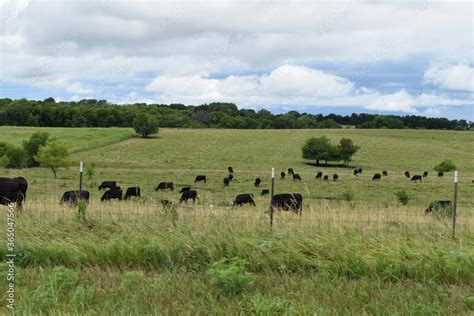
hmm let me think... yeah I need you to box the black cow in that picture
[316,172,323,179]
[155,182,174,191]
[0,177,28,206]
[358,168,362,173]
[288,168,294,175]
[60,190,90,206]
[228,166,234,173]
[233,193,256,206]
[423,171,428,178]
[438,172,444,177]
[161,199,173,207]
[194,175,206,183]
[254,177,262,187]
[124,186,141,200]
[372,173,381,181]
[411,175,422,182]
[280,171,286,179]
[353,169,359,176]
[425,201,452,214]
[98,181,117,191]
[293,174,302,181]
[228,174,234,181]
[180,189,198,203]
[261,189,270,196]
[180,187,191,193]
[270,193,303,214]
[323,175,329,181]
[333,174,338,181]
[101,188,123,201]
[223,177,230,186]
[405,171,410,178]
[382,171,388,176]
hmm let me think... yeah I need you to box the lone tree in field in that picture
[337,138,360,166]
[22,132,50,167]
[133,114,159,138]
[302,136,359,166]
[434,159,457,172]
[36,142,70,178]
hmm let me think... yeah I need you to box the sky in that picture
[1,0,473,120]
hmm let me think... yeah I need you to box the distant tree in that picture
[36,142,70,178]
[22,132,50,166]
[133,114,159,138]
[302,136,337,165]
[434,159,457,172]
[337,138,360,166]
[43,97,56,103]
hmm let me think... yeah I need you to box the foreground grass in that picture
[1,216,473,314]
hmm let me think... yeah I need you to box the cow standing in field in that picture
[382,171,388,176]
[155,182,174,191]
[194,175,206,183]
[60,190,90,206]
[358,168,362,174]
[124,187,141,200]
[404,171,410,178]
[333,174,339,181]
[281,171,286,179]
[254,178,262,187]
[353,169,359,176]
[411,175,422,182]
[228,166,234,174]
[98,181,117,191]
[316,172,323,179]
[288,168,294,175]
[423,171,428,178]
[261,189,270,196]
[372,173,381,181]
[0,177,28,207]
[270,193,303,215]
[180,187,191,193]
[323,175,329,181]
[180,189,198,203]
[228,174,234,181]
[438,172,444,177]
[232,194,256,206]
[101,188,123,201]
[223,177,230,186]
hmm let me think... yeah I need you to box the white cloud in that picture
[424,64,474,92]
[66,82,94,95]
[366,90,415,112]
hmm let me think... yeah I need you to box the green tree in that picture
[23,132,50,166]
[434,159,457,172]
[36,142,71,178]
[302,136,338,165]
[337,138,360,166]
[0,146,28,169]
[133,114,159,138]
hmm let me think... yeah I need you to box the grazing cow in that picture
[323,175,329,181]
[358,168,362,174]
[161,199,173,207]
[194,175,206,183]
[437,172,444,177]
[180,189,198,203]
[180,187,191,194]
[288,168,294,175]
[60,190,90,206]
[425,200,452,214]
[232,193,256,206]
[423,171,428,178]
[270,193,303,214]
[281,171,286,179]
[316,172,323,179]
[411,175,422,182]
[124,186,141,200]
[155,182,174,191]
[382,171,388,176]
[98,181,117,191]
[372,173,381,181]
[100,188,122,201]
[0,177,28,206]
[261,189,270,196]
[228,174,234,181]
[404,171,410,178]
[333,174,339,181]
[228,166,234,174]
[223,177,230,186]
[293,173,302,181]
[254,177,262,187]
[353,169,359,176]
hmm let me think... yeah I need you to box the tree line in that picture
[0,98,471,130]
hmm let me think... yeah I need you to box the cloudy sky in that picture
[1,0,473,119]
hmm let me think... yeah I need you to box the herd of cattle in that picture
[0,166,462,215]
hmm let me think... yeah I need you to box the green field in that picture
[1,127,474,314]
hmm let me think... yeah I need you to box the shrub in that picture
[430,202,453,218]
[434,159,457,172]
[1,146,28,168]
[22,132,50,166]
[341,192,354,202]
[396,190,409,205]
[207,257,255,296]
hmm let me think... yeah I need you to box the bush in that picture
[430,202,453,218]
[341,192,354,202]
[207,257,255,296]
[22,132,50,166]
[434,159,457,172]
[1,146,28,168]
[133,114,159,138]
[396,190,409,205]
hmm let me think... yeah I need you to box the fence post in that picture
[79,161,83,192]
[270,167,275,228]
[453,170,458,238]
